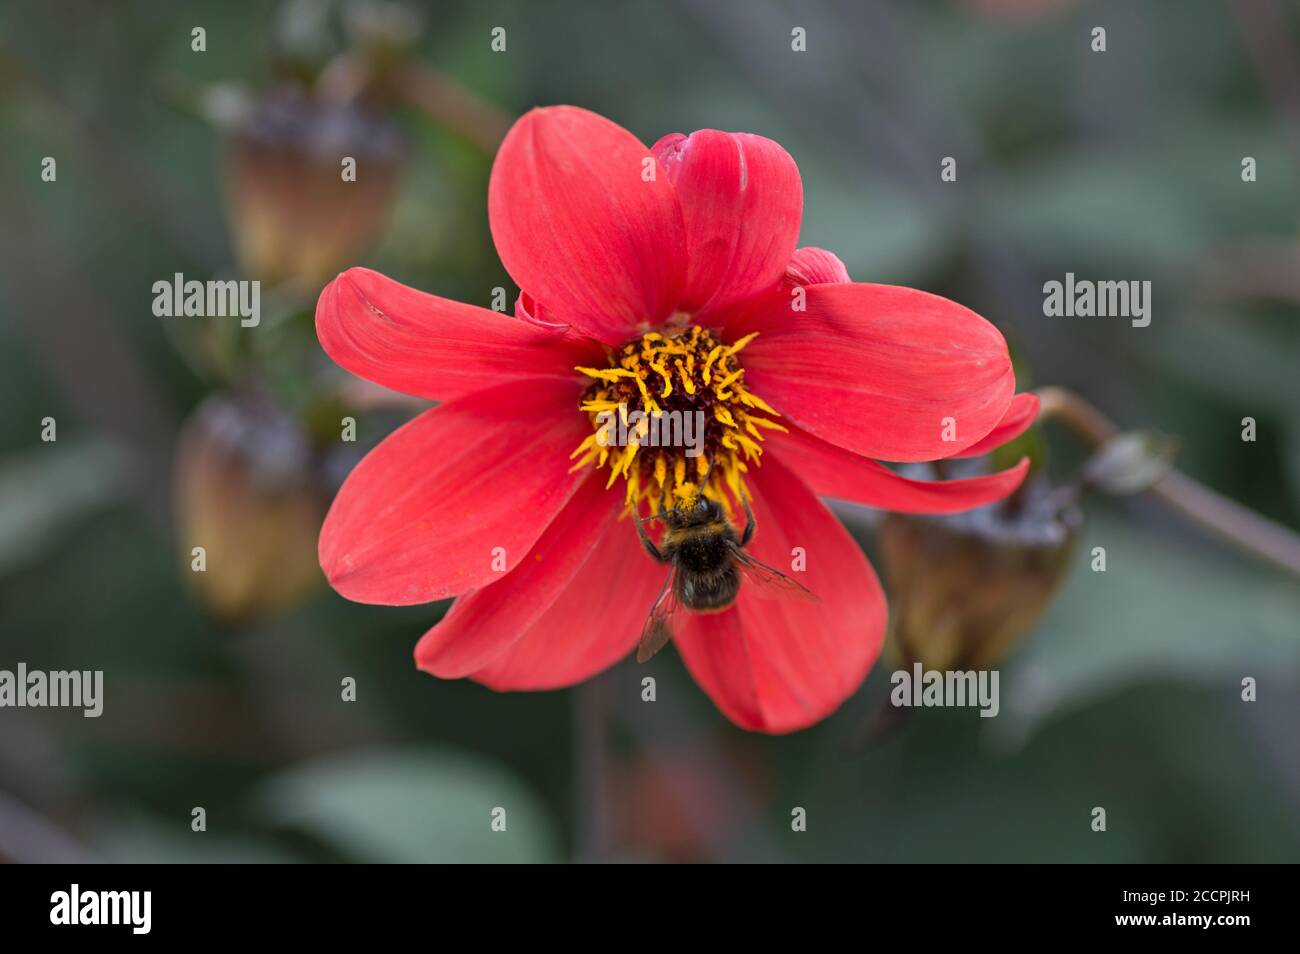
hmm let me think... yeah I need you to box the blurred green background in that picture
[1,0,1298,863]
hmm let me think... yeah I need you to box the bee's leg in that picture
[635,511,668,563]
[739,494,757,546]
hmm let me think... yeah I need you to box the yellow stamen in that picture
[727,332,759,355]
[675,359,696,394]
[577,366,637,382]
[651,361,673,398]
[716,368,745,391]
[701,345,724,385]
[569,326,781,519]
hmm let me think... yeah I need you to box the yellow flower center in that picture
[569,325,785,517]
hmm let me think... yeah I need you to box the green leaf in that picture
[95,816,300,864]
[993,510,1300,747]
[0,441,129,577]
[256,747,559,863]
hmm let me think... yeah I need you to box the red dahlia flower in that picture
[315,105,1036,733]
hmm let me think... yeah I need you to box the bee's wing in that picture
[731,545,820,603]
[636,567,682,663]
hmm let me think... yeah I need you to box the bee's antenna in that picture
[686,454,717,512]
[641,474,677,524]
[699,453,715,493]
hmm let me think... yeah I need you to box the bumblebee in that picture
[633,491,816,663]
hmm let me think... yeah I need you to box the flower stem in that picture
[391,63,512,153]
[1035,387,1300,579]
[573,677,611,863]
[1227,0,1300,167]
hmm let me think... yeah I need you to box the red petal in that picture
[768,425,1029,513]
[784,246,850,286]
[732,282,1015,462]
[488,106,686,343]
[948,391,1040,459]
[515,290,568,333]
[316,267,599,402]
[652,129,802,317]
[414,473,619,678]
[468,513,666,690]
[319,378,590,605]
[673,455,886,733]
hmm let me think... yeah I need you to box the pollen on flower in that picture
[569,325,785,517]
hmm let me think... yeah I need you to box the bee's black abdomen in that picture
[676,561,740,611]
[662,508,743,611]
